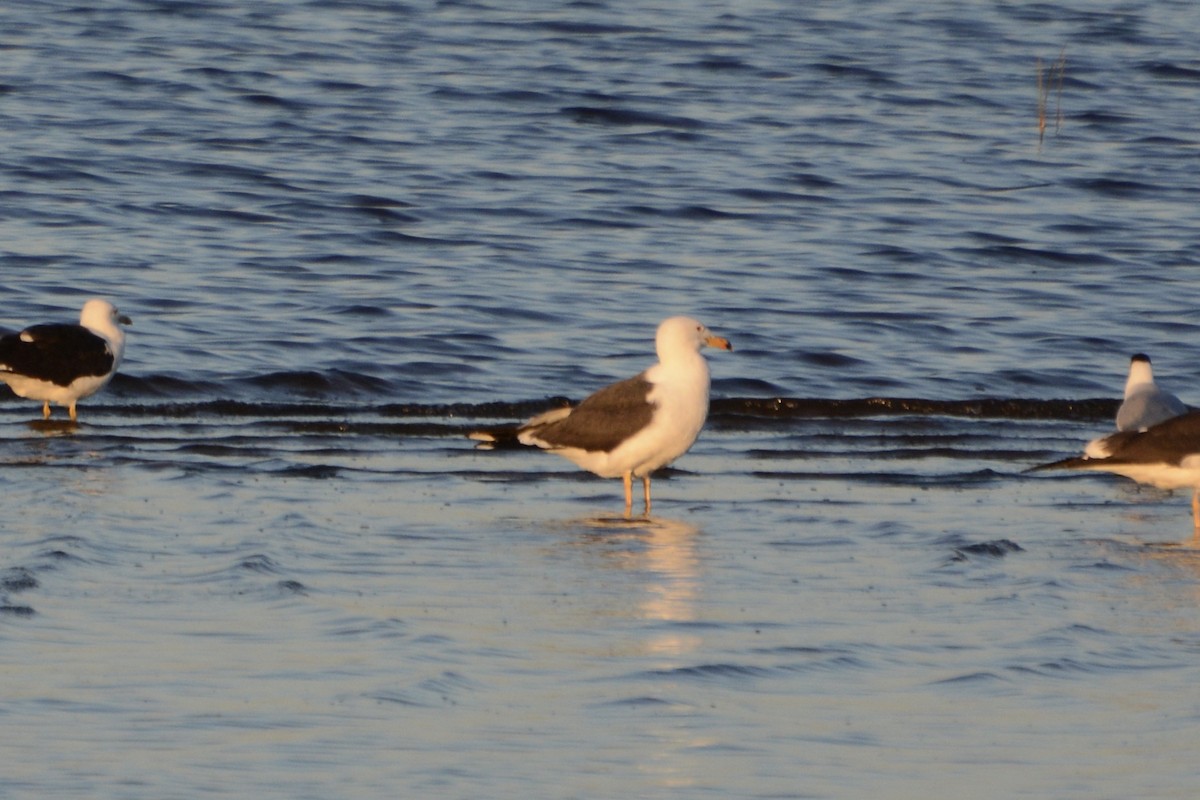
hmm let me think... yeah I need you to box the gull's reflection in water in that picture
[555,515,707,792]
[564,514,703,657]
[28,419,80,435]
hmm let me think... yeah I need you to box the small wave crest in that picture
[15,368,1120,428]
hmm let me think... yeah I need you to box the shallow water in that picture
[2,1,1200,797]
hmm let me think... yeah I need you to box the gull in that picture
[472,316,731,517]
[0,299,132,422]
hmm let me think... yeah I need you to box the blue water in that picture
[2,1,1200,797]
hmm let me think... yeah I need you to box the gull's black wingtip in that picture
[1023,455,1090,474]
[467,426,525,450]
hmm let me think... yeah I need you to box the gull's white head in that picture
[1125,353,1155,396]
[656,316,732,362]
[79,298,132,358]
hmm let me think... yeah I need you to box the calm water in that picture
[2,1,1200,797]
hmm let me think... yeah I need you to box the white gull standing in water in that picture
[473,316,732,517]
[0,299,132,422]
[1084,353,1187,458]
[1114,353,1186,432]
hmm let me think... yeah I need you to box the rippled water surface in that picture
[3,1,1200,797]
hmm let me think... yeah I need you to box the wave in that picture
[2,369,1119,428]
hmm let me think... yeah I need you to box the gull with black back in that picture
[471,316,732,517]
[0,298,132,422]
[1030,409,1200,540]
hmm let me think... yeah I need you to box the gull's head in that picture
[80,298,132,330]
[80,299,132,357]
[656,316,732,360]
[1125,352,1155,395]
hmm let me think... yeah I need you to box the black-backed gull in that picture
[472,316,731,517]
[1031,410,1200,538]
[0,298,131,422]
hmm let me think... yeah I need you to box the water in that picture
[2,1,1200,797]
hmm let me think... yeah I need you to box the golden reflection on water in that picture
[27,419,80,435]
[553,515,708,792]
[551,514,703,656]
[1123,539,1200,610]
[627,516,702,657]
